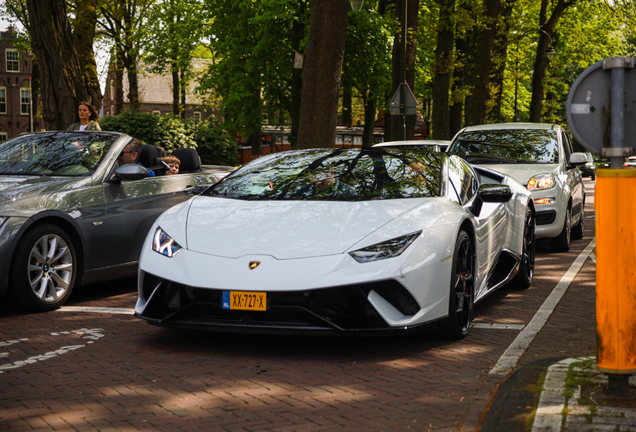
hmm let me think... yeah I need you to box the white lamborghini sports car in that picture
[135,148,535,339]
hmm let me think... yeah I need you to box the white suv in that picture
[448,123,586,252]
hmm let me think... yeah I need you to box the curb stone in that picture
[531,356,636,432]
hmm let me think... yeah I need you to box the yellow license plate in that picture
[222,291,267,311]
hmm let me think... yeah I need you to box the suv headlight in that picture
[0,217,7,228]
[152,227,183,257]
[349,231,421,263]
[527,174,555,191]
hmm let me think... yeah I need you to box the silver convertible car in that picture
[0,131,233,312]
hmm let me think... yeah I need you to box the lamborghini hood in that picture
[184,196,436,259]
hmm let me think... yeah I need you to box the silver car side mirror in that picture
[569,152,588,166]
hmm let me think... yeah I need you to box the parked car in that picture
[0,131,234,311]
[447,123,586,252]
[135,148,534,339]
[624,156,636,168]
[373,140,451,152]
[578,152,596,180]
[595,158,610,169]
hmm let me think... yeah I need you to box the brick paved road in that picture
[0,180,597,432]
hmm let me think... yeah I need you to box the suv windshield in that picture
[206,148,443,201]
[0,132,118,176]
[449,129,559,163]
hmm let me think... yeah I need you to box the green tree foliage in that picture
[343,1,392,146]
[144,0,205,116]
[100,110,238,165]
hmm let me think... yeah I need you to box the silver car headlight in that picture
[152,227,183,258]
[527,174,555,191]
[349,231,421,263]
[0,217,7,228]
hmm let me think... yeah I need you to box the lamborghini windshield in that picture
[206,148,443,201]
[0,132,118,176]
[449,129,559,163]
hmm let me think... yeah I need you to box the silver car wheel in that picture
[28,234,74,302]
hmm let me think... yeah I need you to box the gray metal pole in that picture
[610,66,625,169]
[398,0,407,141]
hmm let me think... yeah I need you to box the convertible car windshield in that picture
[0,131,118,176]
[206,148,442,201]
[450,129,559,163]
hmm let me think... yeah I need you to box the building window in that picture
[152,110,161,115]
[193,111,201,120]
[0,132,7,142]
[110,106,115,116]
[20,88,31,115]
[0,87,6,114]
[6,49,19,72]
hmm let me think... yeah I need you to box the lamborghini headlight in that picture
[527,174,555,191]
[152,227,183,258]
[349,231,421,263]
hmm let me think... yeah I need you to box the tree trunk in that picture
[114,48,124,114]
[26,0,91,130]
[465,0,500,126]
[172,62,179,116]
[74,0,101,110]
[449,34,467,136]
[529,0,569,122]
[342,76,352,127]
[124,54,140,111]
[486,0,516,123]
[180,69,186,119]
[296,0,348,149]
[362,91,376,148]
[432,0,455,140]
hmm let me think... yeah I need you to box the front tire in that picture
[440,230,475,340]
[512,209,535,289]
[571,206,585,240]
[551,207,571,252]
[9,224,77,312]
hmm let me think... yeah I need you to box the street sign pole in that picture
[568,58,636,397]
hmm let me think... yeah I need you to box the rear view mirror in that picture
[569,152,588,166]
[116,163,149,181]
[471,184,513,216]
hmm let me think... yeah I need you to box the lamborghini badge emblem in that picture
[249,261,261,270]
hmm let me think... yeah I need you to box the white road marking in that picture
[56,306,135,315]
[589,252,596,263]
[472,323,525,330]
[0,328,104,374]
[489,238,596,376]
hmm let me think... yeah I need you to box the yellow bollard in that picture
[596,169,636,376]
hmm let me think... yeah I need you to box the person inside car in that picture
[162,155,180,175]
[117,139,156,177]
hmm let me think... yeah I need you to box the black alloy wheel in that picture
[440,230,474,340]
[512,208,535,289]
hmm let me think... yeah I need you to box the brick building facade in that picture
[0,29,37,141]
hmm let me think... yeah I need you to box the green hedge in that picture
[100,110,239,166]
